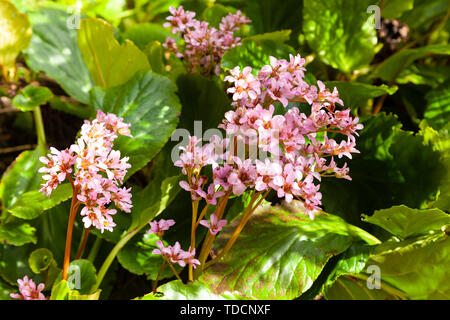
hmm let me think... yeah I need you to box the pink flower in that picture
[203,184,225,205]
[200,214,227,235]
[10,276,46,300]
[148,219,176,237]
[180,248,201,269]
[179,175,207,200]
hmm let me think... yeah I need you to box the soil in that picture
[0,72,83,177]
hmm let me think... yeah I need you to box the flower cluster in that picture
[175,54,363,218]
[39,110,133,233]
[153,240,200,269]
[163,6,250,76]
[10,276,46,300]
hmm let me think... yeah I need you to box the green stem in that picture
[33,106,46,152]
[87,237,102,263]
[92,227,139,292]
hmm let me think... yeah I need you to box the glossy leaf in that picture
[28,248,54,274]
[12,85,53,111]
[50,280,69,300]
[139,280,249,300]
[221,39,295,72]
[117,233,179,280]
[372,45,450,82]
[325,82,397,110]
[0,0,32,79]
[176,73,230,133]
[219,0,303,43]
[0,277,15,300]
[320,113,445,227]
[0,148,42,211]
[367,232,450,299]
[0,221,36,246]
[122,23,175,50]
[53,259,97,295]
[362,205,450,239]
[424,79,450,131]
[8,183,73,220]
[0,243,44,285]
[78,18,150,88]
[90,70,181,178]
[25,8,94,104]
[303,0,378,73]
[199,201,379,299]
[382,0,414,19]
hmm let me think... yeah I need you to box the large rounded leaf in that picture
[78,18,150,88]
[25,7,94,104]
[90,70,181,178]
[139,280,249,300]
[199,201,379,299]
[0,0,32,78]
[303,0,378,74]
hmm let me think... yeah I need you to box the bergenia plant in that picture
[4,1,447,302]
[151,53,363,284]
[38,110,132,281]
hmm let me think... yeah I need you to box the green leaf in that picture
[78,17,150,88]
[68,289,101,300]
[382,0,414,19]
[0,0,32,79]
[0,148,42,211]
[303,0,378,73]
[90,70,181,178]
[199,201,379,300]
[28,248,54,274]
[396,63,450,88]
[202,4,236,28]
[245,30,292,43]
[219,0,302,44]
[139,280,249,300]
[320,113,445,227]
[419,123,450,211]
[8,183,73,220]
[122,23,175,50]
[221,39,295,72]
[176,74,230,133]
[129,174,182,231]
[362,205,450,239]
[50,280,69,300]
[49,96,93,120]
[0,243,44,285]
[54,259,97,295]
[25,8,94,104]
[400,0,449,32]
[117,233,179,280]
[0,277,15,300]
[424,79,450,131]
[12,85,53,111]
[0,221,36,246]
[324,275,399,300]
[143,41,165,75]
[369,232,450,299]
[372,45,450,82]
[326,81,397,110]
